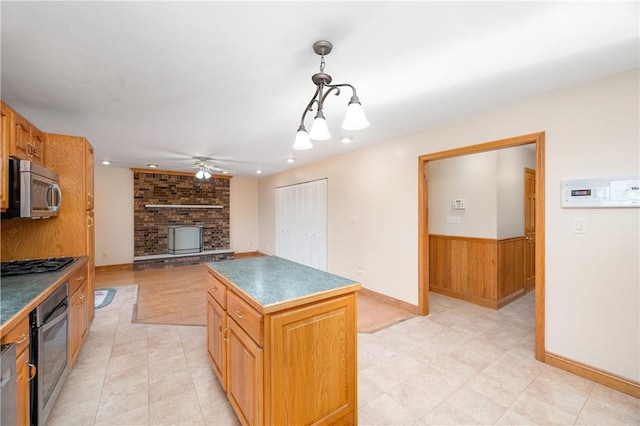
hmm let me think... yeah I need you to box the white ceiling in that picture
[1,1,638,176]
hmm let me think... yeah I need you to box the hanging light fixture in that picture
[293,40,369,151]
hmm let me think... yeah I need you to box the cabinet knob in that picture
[211,287,217,292]
[235,311,244,320]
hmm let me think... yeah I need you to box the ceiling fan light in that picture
[309,114,331,140]
[342,97,369,131]
[203,170,212,179]
[293,127,313,150]
[195,170,205,179]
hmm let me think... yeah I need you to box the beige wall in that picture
[428,150,498,238]
[497,145,536,239]
[257,69,640,382]
[94,167,134,266]
[230,176,259,253]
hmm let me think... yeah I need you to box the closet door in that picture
[275,179,327,271]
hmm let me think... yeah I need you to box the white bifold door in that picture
[275,179,327,271]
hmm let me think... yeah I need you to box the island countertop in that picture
[207,255,360,311]
[0,257,88,332]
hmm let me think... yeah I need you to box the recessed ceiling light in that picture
[101,160,111,165]
[256,169,263,174]
[341,137,352,144]
[287,158,295,164]
[147,163,159,168]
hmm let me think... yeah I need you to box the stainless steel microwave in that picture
[2,159,62,219]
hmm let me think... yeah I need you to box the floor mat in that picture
[95,288,116,309]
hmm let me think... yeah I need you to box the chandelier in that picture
[293,40,369,150]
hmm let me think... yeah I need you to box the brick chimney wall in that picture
[133,171,230,257]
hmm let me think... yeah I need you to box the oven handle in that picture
[41,301,68,330]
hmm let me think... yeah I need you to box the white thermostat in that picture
[562,176,639,208]
[452,199,466,209]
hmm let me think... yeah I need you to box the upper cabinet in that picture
[0,102,10,211]
[10,109,45,164]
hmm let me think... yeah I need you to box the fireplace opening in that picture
[168,225,204,255]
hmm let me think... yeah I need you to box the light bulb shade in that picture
[203,170,212,179]
[342,98,369,131]
[309,115,331,140]
[195,170,205,179]
[293,129,313,150]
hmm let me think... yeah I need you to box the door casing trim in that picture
[417,132,545,361]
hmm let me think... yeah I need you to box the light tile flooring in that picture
[47,286,639,425]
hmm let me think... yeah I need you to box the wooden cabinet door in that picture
[269,295,357,425]
[87,211,95,266]
[69,286,84,366]
[85,142,94,210]
[227,318,263,426]
[87,265,95,323]
[0,102,9,210]
[11,111,30,160]
[15,347,30,426]
[30,126,45,163]
[206,293,227,389]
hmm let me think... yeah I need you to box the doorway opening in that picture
[418,132,546,361]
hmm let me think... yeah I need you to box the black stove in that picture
[1,257,74,276]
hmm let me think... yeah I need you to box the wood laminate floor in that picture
[95,262,414,332]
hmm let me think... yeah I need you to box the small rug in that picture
[95,288,116,309]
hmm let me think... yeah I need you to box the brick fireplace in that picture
[132,169,233,269]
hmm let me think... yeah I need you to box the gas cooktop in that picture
[1,257,75,276]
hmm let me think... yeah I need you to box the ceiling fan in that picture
[191,157,231,179]
[157,150,244,178]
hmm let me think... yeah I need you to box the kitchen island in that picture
[206,256,361,426]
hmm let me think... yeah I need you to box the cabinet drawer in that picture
[68,263,89,295]
[227,291,263,346]
[1,316,29,354]
[207,272,227,308]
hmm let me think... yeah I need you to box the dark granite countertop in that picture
[0,257,88,330]
[207,255,360,308]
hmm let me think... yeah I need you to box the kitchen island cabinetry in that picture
[206,256,360,426]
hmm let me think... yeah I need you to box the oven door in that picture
[31,298,69,425]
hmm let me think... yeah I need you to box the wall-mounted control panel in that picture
[562,176,639,208]
[451,199,466,209]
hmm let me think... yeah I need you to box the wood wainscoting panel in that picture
[497,237,525,300]
[430,234,526,309]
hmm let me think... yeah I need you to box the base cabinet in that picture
[227,318,263,426]
[1,316,31,426]
[206,292,226,387]
[206,269,357,426]
[69,261,90,367]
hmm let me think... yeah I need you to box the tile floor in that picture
[47,286,640,425]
